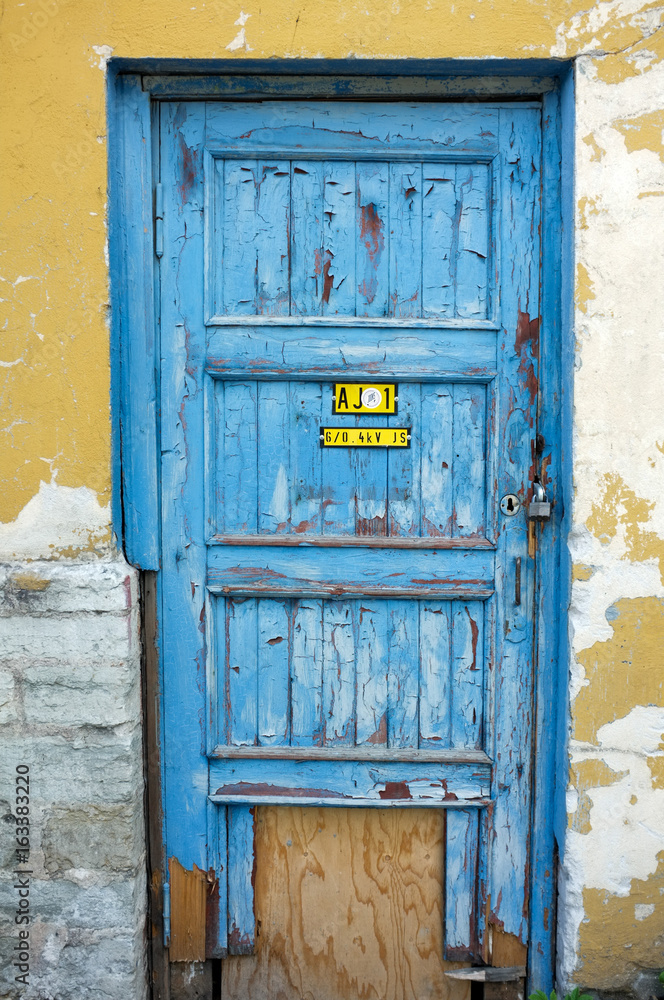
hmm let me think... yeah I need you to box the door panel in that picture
[158,98,542,981]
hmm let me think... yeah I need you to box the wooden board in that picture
[221,806,470,1000]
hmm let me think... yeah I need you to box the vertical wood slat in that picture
[257,599,290,746]
[290,599,324,745]
[223,381,258,533]
[226,806,256,955]
[455,163,489,320]
[387,600,419,748]
[322,600,355,744]
[169,856,208,962]
[453,382,486,538]
[226,597,258,746]
[223,160,258,314]
[419,601,451,747]
[356,161,389,317]
[257,381,290,534]
[290,381,323,534]
[422,164,456,318]
[420,383,453,537]
[355,601,389,745]
[323,161,356,316]
[291,161,324,315]
[205,798,227,958]
[444,809,480,961]
[254,162,290,316]
[389,162,422,317]
[451,601,484,748]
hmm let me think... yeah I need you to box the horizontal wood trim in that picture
[209,794,490,808]
[205,316,500,329]
[206,544,494,599]
[210,745,492,764]
[208,535,495,550]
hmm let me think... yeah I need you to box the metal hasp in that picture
[528,480,552,521]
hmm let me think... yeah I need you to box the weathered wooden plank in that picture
[289,381,323,535]
[210,745,491,764]
[483,106,542,944]
[451,601,484,749]
[389,162,422,318]
[225,597,258,746]
[209,757,491,804]
[207,326,498,377]
[207,545,494,598]
[453,382,486,539]
[387,381,420,537]
[222,381,258,533]
[387,600,419,748]
[356,161,389,317]
[257,381,290,534]
[290,599,324,746]
[422,164,456,318]
[223,160,259,314]
[205,102,501,157]
[419,601,452,747]
[291,161,324,316]
[254,162,290,316]
[159,102,208,874]
[226,805,256,954]
[355,600,389,746]
[322,161,356,316]
[421,383,454,537]
[257,599,290,746]
[455,163,489,321]
[209,535,494,549]
[322,600,356,744]
[169,856,208,963]
[444,809,479,960]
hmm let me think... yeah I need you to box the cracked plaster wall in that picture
[1,1,664,995]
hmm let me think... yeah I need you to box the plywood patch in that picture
[222,806,470,1000]
[169,857,208,962]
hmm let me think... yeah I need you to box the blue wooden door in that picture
[158,99,541,971]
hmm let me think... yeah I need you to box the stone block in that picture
[0,609,137,663]
[0,732,144,807]
[22,661,140,727]
[42,803,144,875]
[0,560,140,614]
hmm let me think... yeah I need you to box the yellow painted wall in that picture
[2,0,663,991]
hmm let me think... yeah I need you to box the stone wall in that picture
[0,561,146,1000]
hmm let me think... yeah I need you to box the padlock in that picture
[528,481,551,521]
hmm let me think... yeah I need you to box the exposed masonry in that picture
[0,560,146,1000]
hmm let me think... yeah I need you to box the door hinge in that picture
[162,879,171,948]
[155,183,164,259]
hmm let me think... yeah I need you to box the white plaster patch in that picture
[635,902,656,920]
[91,44,114,71]
[226,10,253,51]
[0,480,111,560]
[597,704,664,754]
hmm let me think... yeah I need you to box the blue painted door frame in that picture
[108,62,572,993]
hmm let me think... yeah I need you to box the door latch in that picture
[528,480,551,521]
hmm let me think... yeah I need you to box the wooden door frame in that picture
[108,59,574,995]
